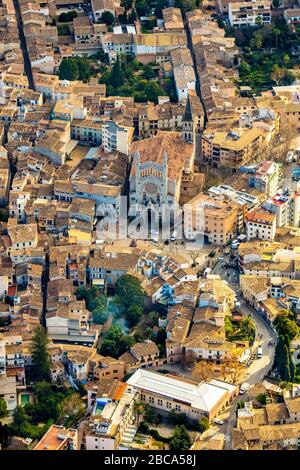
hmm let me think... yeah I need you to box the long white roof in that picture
[127,369,231,412]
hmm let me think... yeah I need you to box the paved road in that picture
[204,256,276,449]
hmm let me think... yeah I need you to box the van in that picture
[171,231,177,242]
[257,345,263,359]
[239,383,250,395]
[238,234,247,243]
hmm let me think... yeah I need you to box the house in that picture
[0,374,17,413]
[245,207,276,241]
[34,425,78,450]
[91,0,116,22]
[119,341,160,374]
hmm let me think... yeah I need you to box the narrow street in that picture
[12,0,35,89]
[205,255,276,449]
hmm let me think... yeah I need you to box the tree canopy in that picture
[31,326,51,382]
[169,425,191,451]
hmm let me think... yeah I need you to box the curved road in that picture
[203,260,276,449]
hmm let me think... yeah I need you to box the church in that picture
[129,131,195,211]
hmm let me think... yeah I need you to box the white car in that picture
[214,418,224,425]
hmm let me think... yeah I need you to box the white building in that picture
[126,369,237,421]
[228,0,271,28]
[0,375,17,413]
[173,64,196,102]
[101,120,133,156]
[263,190,300,228]
[245,207,276,240]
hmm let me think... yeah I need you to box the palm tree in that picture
[133,401,145,427]
[271,26,282,48]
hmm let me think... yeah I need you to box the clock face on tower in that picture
[145,183,158,194]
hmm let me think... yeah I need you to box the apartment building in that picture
[228,0,272,28]
[185,192,238,245]
[263,190,300,228]
[245,207,276,240]
[101,120,134,156]
[247,161,280,197]
[84,382,137,450]
[201,127,267,170]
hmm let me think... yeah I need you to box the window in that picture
[158,399,163,406]
[175,405,181,411]
[166,402,172,409]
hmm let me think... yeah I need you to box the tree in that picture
[133,401,145,427]
[31,326,51,382]
[192,360,214,382]
[135,0,151,17]
[126,304,143,327]
[11,406,28,431]
[199,417,210,433]
[58,11,77,22]
[271,64,285,86]
[250,32,262,50]
[58,393,86,426]
[169,425,191,451]
[101,11,115,25]
[0,397,7,418]
[115,274,145,311]
[271,26,282,48]
[110,56,125,88]
[168,409,188,426]
[59,58,79,81]
[143,404,159,424]
[144,81,165,104]
[256,393,267,406]
[274,315,299,342]
[273,0,280,7]
[99,325,136,357]
[280,381,293,392]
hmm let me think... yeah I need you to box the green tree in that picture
[58,58,79,81]
[274,315,299,342]
[133,401,145,426]
[256,393,267,406]
[143,404,159,424]
[169,425,191,451]
[135,0,151,17]
[273,0,280,6]
[168,409,188,426]
[145,81,165,103]
[100,325,135,357]
[58,11,77,22]
[0,397,7,418]
[126,305,143,327]
[31,326,51,382]
[76,56,92,81]
[250,32,262,50]
[115,274,145,311]
[199,416,209,432]
[110,56,125,88]
[101,11,115,25]
[11,406,28,431]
